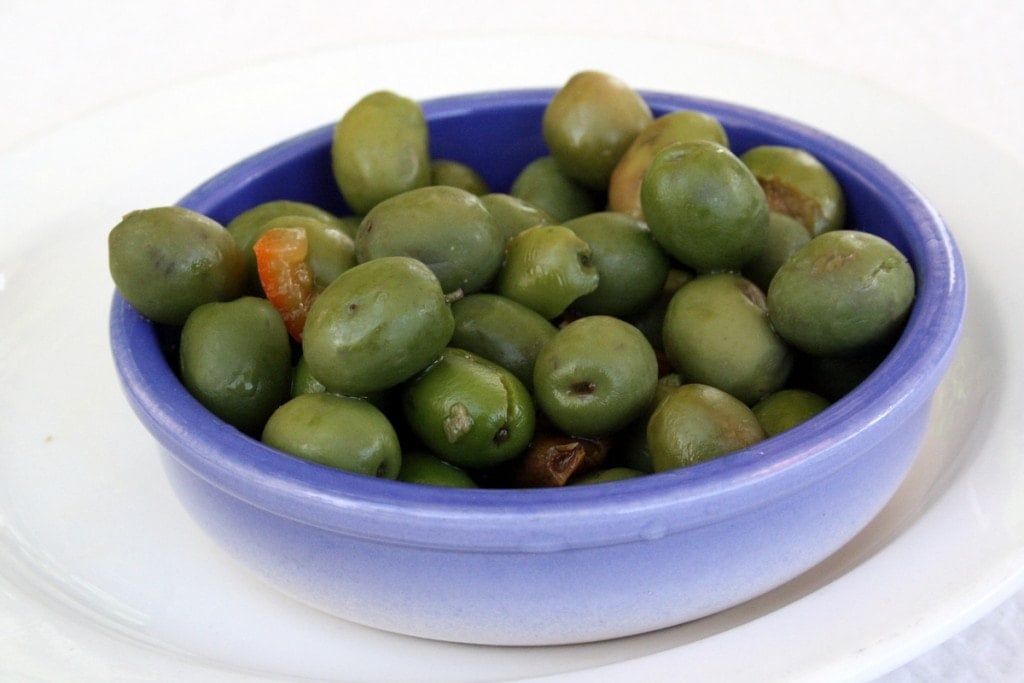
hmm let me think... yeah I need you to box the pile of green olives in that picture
[107,71,916,488]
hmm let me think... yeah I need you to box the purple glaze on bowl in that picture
[109,89,966,645]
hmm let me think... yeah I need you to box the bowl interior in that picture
[110,88,966,550]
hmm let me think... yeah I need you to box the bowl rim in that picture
[109,87,967,552]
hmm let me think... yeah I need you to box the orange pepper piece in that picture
[253,226,316,342]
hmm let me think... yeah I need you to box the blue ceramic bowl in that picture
[110,89,966,645]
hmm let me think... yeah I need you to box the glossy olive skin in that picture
[356,185,504,294]
[495,224,599,319]
[608,109,730,219]
[403,348,535,469]
[752,389,830,437]
[647,383,765,472]
[533,315,659,437]
[262,393,401,479]
[397,450,478,488]
[479,193,556,241]
[450,293,558,392]
[430,159,490,195]
[743,211,812,292]
[291,354,402,419]
[509,156,603,222]
[642,141,769,272]
[259,215,357,289]
[302,256,454,396]
[563,211,670,317]
[767,230,915,357]
[542,70,653,190]
[663,273,792,405]
[290,354,326,397]
[331,90,430,215]
[740,145,846,236]
[225,200,349,293]
[108,206,247,326]
[334,215,363,241]
[179,296,291,435]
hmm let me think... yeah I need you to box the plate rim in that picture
[1,32,1022,682]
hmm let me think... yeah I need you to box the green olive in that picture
[108,206,247,326]
[752,389,830,437]
[292,355,399,413]
[397,450,479,488]
[740,145,846,236]
[642,141,769,272]
[654,372,686,404]
[403,348,535,469]
[290,354,326,397]
[663,273,792,405]
[608,109,730,219]
[647,383,765,471]
[302,256,454,396]
[449,293,558,391]
[495,224,599,319]
[614,371,685,474]
[478,193,556,241]
[334,215,363,241]
[542,70,653,189]
[743,211,812,292]
[627,268,694,350]
[533,315,659,437]
[767,230,915,356]
[355,185,504,295]
[262,393,401,479]
[509,156,603,222]
[430,159,490,195]
[224,200,349,293]
[563,211,670,317]
[331,90,430,215]
[179,296,291,435]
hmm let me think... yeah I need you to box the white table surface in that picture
[3,1,1022,680]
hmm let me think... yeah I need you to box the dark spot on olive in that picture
[570,380,597,395]
[148,246,176,277]
[493,426,510,445]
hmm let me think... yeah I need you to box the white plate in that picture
[1,34,1021,682]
